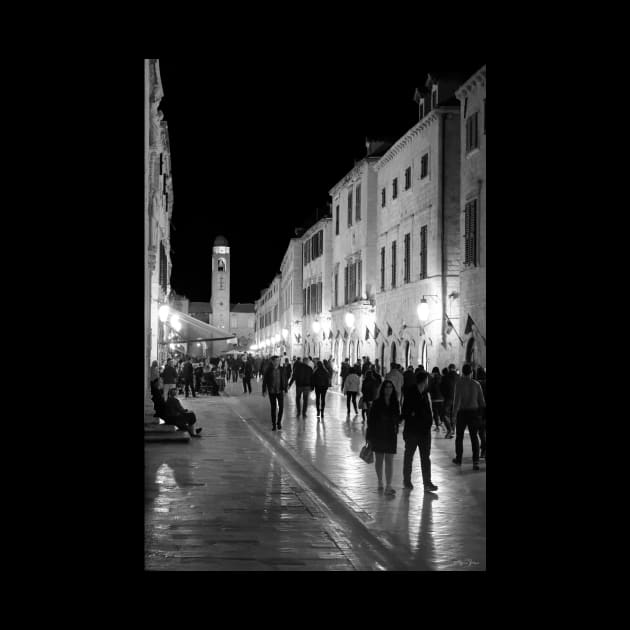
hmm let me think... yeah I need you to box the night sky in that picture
[158,60,484,304]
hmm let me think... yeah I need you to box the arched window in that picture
[390,342,397,368]
[217,258,227,272]
[420,341,428,370]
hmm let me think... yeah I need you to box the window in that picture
[464,199,478,266]
[404,167,411,190]
[420,225,427,279]
[335,205,339,235]
[219,277,225,290]
[217,258,226,272]
[273,305,278,322]
[307,286,311,314]
[404,233,411,283]
[319,230,323,256]
[303,288,306,315]
[357,260,362,299]
[159,242,167,292]
[334,272,338,307]
[355,184,361,221]
[391,241,397,288]
[421,153,429,179]
[381,188,386,208]
[344,266,349,304]
[159,153,163,174]
[466,112,479,153]
[380,247,385,291]
[347,189,353,227]
[392,178,398,199]
[318,281,322,313]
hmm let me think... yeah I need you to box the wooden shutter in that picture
[420,225,427,279]
[391,241,396,287]
[356,184,361,220]
[334,273,338,307]
[344,266,349,304]
[357,260,362,298]
[381,247,385,290]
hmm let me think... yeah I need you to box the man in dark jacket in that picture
[161,358,178,401]
[340,359,350,389]
[288,357,313,418]
[401,371,438,492]
[262,355,289,430]
[242,359,254,394]
[283,358,292,382]
[182,359,196,398]
[402,365,416,405]
[164,388,202,437]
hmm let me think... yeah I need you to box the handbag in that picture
[359,441,374,464]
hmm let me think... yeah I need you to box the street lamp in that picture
[158,305,170,322]
[417,295,439,322]
[282,328,289,340]
[345,312,355,328]
[170,314,182,332]
[312,320,321,334]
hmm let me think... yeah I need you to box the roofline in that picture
[328,156,381,196]
[455,65,486,100]
[374,106,459,170]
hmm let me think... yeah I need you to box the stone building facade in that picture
[456,66,486,369]
[279,238,304,358]
[145,58,173,417]
[328,144,390,368]
[254,275,282,355]
[374,73,464,373]
[300,217,333,359]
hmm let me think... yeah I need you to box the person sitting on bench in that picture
[163,388,202,437]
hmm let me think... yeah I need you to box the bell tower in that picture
[210,235,231,354]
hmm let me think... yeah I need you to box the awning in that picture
[158,308,237,344]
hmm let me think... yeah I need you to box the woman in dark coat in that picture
[366,379,401,495]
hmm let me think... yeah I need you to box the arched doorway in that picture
[465,337,477,367]
[420,340,428,370]
[390,342,397,368]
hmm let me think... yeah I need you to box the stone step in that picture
[145,424,177,433]
[145,431,190,443]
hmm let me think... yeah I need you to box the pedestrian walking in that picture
[442,363,460,429]
[340,358,351,389]
[182,358,196,398]
[194,363,203,394]
[401,370,438,492]
[262,355,289,431]
[429,366,452,437]
[452,363,486,470]
[288,357,313,418]
[366,379,401,495]
[343,367,361,416]
[374,358,382,377]
[283,357,292,383]
[361,369,381,423]
[476,366,487,459]
[242,359,253,394]
[150,360,163,417]
[402,365,416,407]
[160,358,178,401]
[311,360,331,418]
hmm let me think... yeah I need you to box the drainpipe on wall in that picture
[439,113,448,351]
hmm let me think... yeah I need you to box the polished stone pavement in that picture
[145,376,485,571]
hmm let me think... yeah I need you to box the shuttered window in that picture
[404,167,411,190]
[303,288,306,315]
[318,281,323,313]
[421,153,429,179]
[335,205,340,235]
[159,242,167,292]
[357,260,362,299]
[334,272,338,307]
[347,189,353,227]
[355,184,361,221]
[464,200,478,266]
[380,247,385,291]
[404,233,411,283]
[466,112,479,153]
[391,241,397,288]
[344,266,349,304]
[420,225,428,279]
[381,188,386,208]
[392,178,398,199]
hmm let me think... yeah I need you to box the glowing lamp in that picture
[282,328,289,340]
[158,305,170,322]
[417,299,429,321]
[312,321,321,334]
[345,312,355,328]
